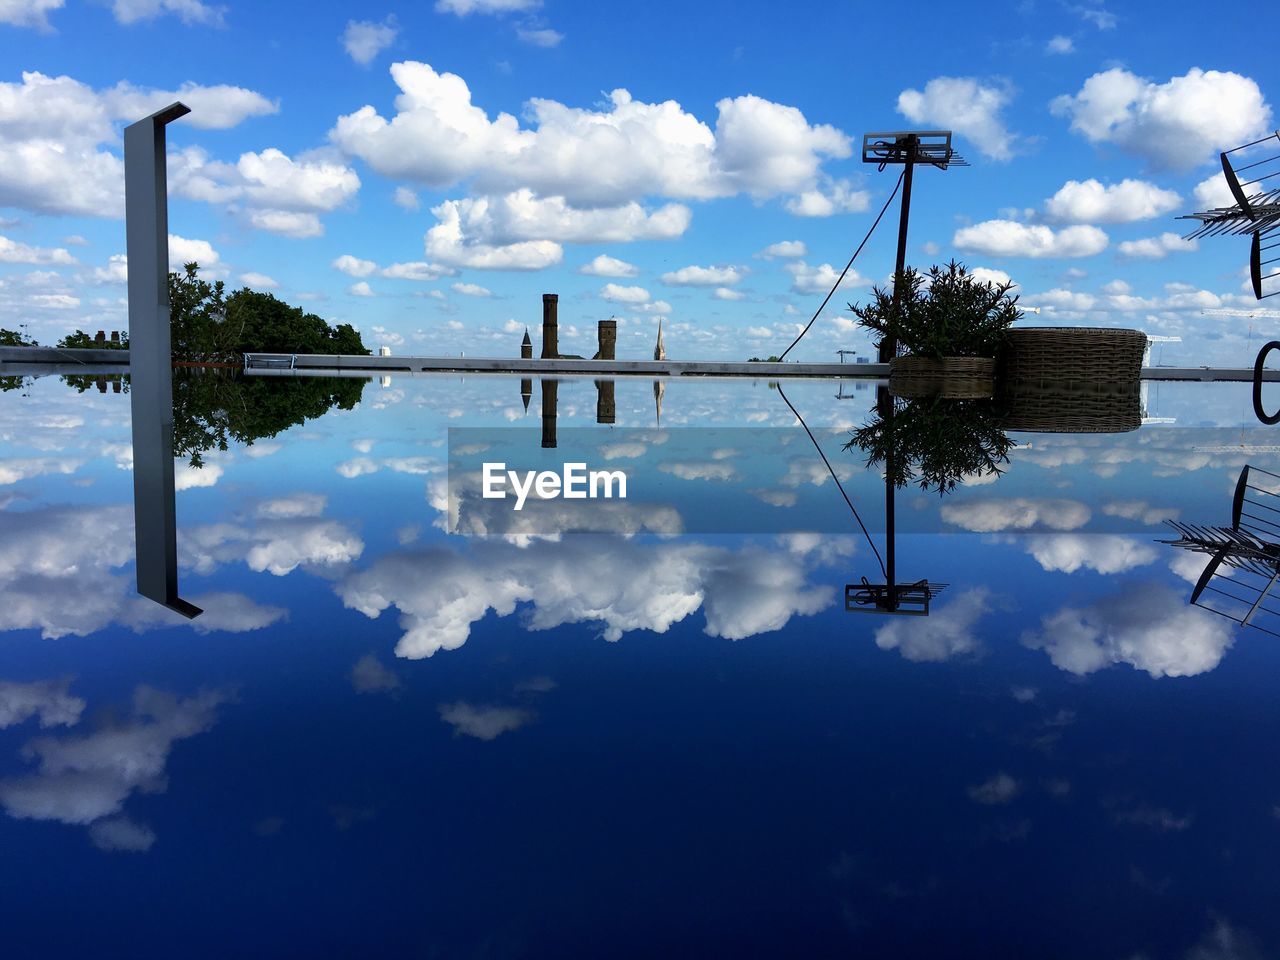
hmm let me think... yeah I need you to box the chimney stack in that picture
[541,294,558,359]
[596,319,617,361]
[595,379,615,424]
[541,379,558,448]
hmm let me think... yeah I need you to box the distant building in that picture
[378,346,392,357]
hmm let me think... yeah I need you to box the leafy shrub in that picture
[849,260,1021,360]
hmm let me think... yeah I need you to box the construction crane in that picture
[1202,308,1280,351]
[1202,308,1280,319]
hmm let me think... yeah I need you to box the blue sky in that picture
[0,0,1278,361]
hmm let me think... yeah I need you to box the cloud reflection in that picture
[1022,583,1233,678]
[337,536,835,659]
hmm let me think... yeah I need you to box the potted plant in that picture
[849,260,1022,398]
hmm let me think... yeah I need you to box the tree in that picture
[56,330,129,349]
[169,261,230,359]
[167,264,370,359]
[1,328,35,347]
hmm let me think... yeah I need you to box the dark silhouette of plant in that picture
[171,369,367,467]
[56,330,129,349]
[168,263,370,360]
[849,260,1021,359]
[845,395,1015,494]
[60,373,130,393]
[169,262,231,359]
[1,328,36,346]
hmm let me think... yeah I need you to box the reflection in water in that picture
[172,371,366,467]
[1163,463,1280,636]
[5,372,1280,955]
[781,383,944,615]
[847,392,1015,494]
[127,370,368,619]
[540,378,557,448]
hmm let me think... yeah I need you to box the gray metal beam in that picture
[125,101,201,620]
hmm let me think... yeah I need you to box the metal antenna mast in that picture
[861,130,968,361]
[1179,131,1280,300]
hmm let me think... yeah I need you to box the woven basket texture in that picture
[889,356,996,399]
[1001,327,1145,386]
[998,378,1141,434]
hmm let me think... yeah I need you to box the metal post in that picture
[880,134,917,363]
[877,385,896,607]
[125,101,201,619]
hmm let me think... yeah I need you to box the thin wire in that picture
[776,384,886,578]
[778,169,905,362]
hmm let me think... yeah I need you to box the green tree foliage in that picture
[849,260,1021,360]
[56,330,129,349]
[225,289,370,356]
[170,262,230,359]
[60,373,130,393]
[1,328,36,346]
[167,263,370,360]
[172,369,367,467]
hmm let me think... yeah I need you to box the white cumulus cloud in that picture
[329,62,850,206]
[757,240,806,259]
[1023,583,1233,678]
[953,220,1109,258]
[1117,233,1195,259]
[0,0,64,31]
[438,701,532,740]
[110,0,225,25]
[875,588,991,662]
[0,235,76,265]
[0,678,85,729]
[102,81,276,129]
[1043,178,1181,223]
[579,254,639,277]
[342,16,398,65]
[898,76,1019,160]
[661,264,743,287]
[600,283,649,304]
[1050,67,1272,170]
[941,497,1091,532]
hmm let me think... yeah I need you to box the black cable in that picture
[776,384,886,578]
[778,169,905,362]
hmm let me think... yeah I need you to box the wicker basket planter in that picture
[997,379,1141,434]
[1000,327,1145,386]
[889,355,996,400]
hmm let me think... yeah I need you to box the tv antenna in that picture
[1161,465,1280,636]
[862,131,968,360]
[1179,131,1280,300]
